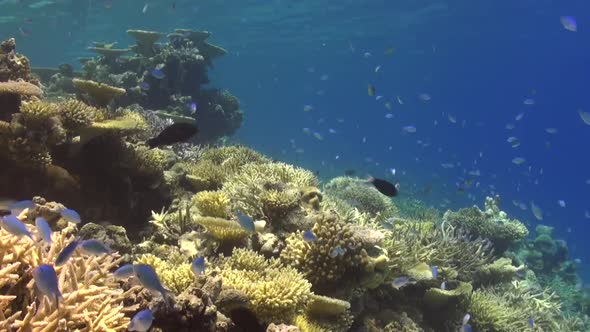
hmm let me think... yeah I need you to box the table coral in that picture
[195,216,248,243]
[127,30,162,57]
[72,78,126,107]
[219,248,312,324]
[0,223,133,332]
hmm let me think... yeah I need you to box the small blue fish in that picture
[113,264,135,280]
[392,276,411,289]
[381,217,395,231]
[1,215,33,239]
[139,82,150,91]
[462,313,471,326]
[78,239,111,256]
[150,69,165,79]
[55,239,80,266]
[128,309,154,332]
[528,317,534,328]
[32,264,63,305]
[402,125,417,133]
[133,264,171,299]
[431,265,438,279]
[440,281,446,290]
[462,325,472,332]
[188,102,197,114]
[60,208,81,224]
[191,257,206,276]
[329,246,346,258]
[236,211,255,233]
[35,217,52,244]
[9,200,35,215]
[302,230,317,243]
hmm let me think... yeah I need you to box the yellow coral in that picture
[260,189,300,221]
[195,216,247,242]
[79,111,146,145]
[193,190,230,218]
[280,211,365,290]
[305,294,350,317]
[136,254,194,294]
[72,78,126,107]
[294,315,328,332]
[220,249,312,324]
[0,223,131,332]
[57,98,102,132]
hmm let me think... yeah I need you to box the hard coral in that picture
[193,190,230,218]
[57,98,102,133]
[443,196,528,252]
[136,254,194,294]
[323,176,398,220]
[72,78,126,107]
[220,248,312,324]
[195,216,248,243]
[0,224,132,332]
[280,211,365,293]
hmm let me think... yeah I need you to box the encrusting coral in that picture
[219,248,312,324]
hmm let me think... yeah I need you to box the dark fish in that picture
[344,169,356,176]
[368,176,399,197]
[146,123,198,148]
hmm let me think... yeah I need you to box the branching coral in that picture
[136,254,194,294]
[193,190,230,218]
[443,196,528,251]
[383,221,494,282]
[323,177,398,220]
[219,248,312,324]
[0,223,133,332]
[57,98,103,133]
[468,280,563,332]
[222,162,318,219]
[474,257,523,286]
[280,211,365,292]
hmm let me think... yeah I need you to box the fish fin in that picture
[146,138,157,149]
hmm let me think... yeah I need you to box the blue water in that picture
[3,0,590,278]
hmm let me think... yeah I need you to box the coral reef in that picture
[323,176,398,220]
[0,223,132,331]
[219,248,312,324]
[443,195,528,252]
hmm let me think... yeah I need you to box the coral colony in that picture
[0,27,588,332]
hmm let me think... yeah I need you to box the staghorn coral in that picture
[219,248,312,324]
[382,221,494,282]
[0,223,132,332]
[57,98,103,133]
[468,280,563,332]
[443,196,528,252]
[280,211,365,293]
[193,190,230,218]
[136,254,194,294]
[323,176,398,221]
[222,162,318,219]
[474,257,523,287]
[260,189,301,222]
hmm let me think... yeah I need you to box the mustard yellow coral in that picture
[57,98,103,132]
[220,249,312,324]
[195,216,247,242]
[193,190,230,218]
[136,254,194,294]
